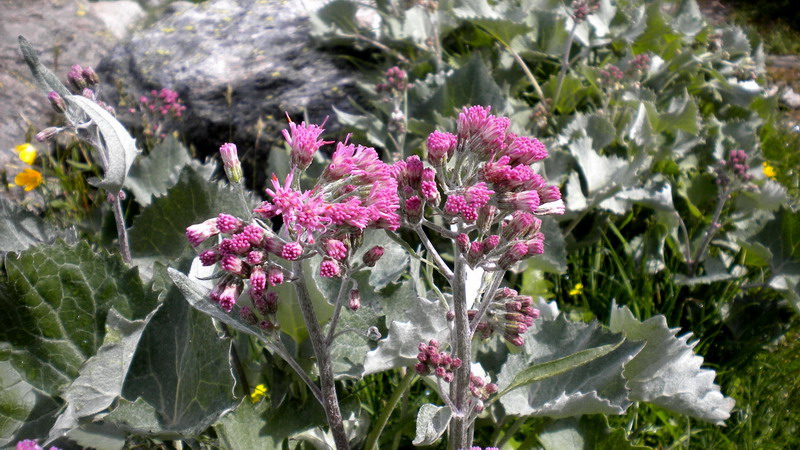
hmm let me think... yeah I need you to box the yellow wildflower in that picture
[14,168,43,191]
[14,143,37,165]
[762,161,777,180]
[250,384,268,403]
[568,283,584,296]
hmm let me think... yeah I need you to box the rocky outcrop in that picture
[96,0,359,166]
[0,0,145,150]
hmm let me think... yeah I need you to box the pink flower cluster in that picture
[465,287,541,346]
[717,149,753,186]
[420,105,564,271]
[139,88,186,117]
[415,339,499,408]
[186,127,398,315]
[15,441,60,450]
[376,66,411,94]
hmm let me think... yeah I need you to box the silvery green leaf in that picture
[539,415,650,450]
[0,197,57,254]
[214,400,278,449]
[673,0,704,37]
[17,36,71,98]
[675,255,746,285]
[631,223,668,274]
[497,316,643,417]
[0,357,60,446]
[612,4,647,43]
[66,95,139,193]
[124,136,214,207]
[627,101,656,147]
[402,6,431,44]
[412,404,451,446]
[355,230,409,289]
[720,26,751,56]
[107,267,237,437]
[423,54,507,118]
[362,281,449,376]
[46,307,160,444]
[557,113,615,151]
[746,208,800,313]
[610,304,735,424]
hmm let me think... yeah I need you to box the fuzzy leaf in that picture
[412,404,451,446]
[497,316,644,417]
[357,230,410,289]
[129,166,250,264]
[539,415,650,450]
[106,267,237,437]
[424,54,506,119]
[17,36,71,98]
[673,0,705,37]
[610,304,735,424]
[46,307,160,443]
[124,136,214,207]
[746,208,800,313]
[0,197,57,254]
[498,338,626,399]
[214,399,274,449]
[66,95,139,193]
[0,357,60,446]
[0,241,160,396]
[361,281,448,375]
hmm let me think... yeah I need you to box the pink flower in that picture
[250,265,267,292]
[282,119,332,170]
[268,266,285,285]
[324,239,348,260]
[281,242,303,260]
[186,218,220,246]
[501,135,547,165]
[217,213,243,234]
[319,258,341,277]
[497,190,540,213]
[427,131,457,165]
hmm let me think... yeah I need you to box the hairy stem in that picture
[688,189,730,276]
[415,225,454,281]
[111,196,131,264]
[326,277,353,346]
[449,250,471,449]
[292,261,349,449]
[364,369,417,449]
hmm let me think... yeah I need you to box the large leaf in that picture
[497,316,644,418]
[0,197,57,254]
[423,54,506,119]
[539,415,650,450]
[356,230,410,289]
[609,304,735,424]
[128,166,251,264]
[0,356,60,447]
[105,266,237,437]
[66,95,139,194]
[46,307,160,444]
[0,241,160,397]
[124,136,214,207]
[412,404,451,446]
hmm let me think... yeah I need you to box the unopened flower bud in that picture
[240,306,257,325]
[48,91,66,114]
[348,289,361,310]
[219,142,243,184]
[67,64,87,91]
[456,233,470,253]
[362,245,384,267]
[82,66,99,86]
[35,127,59,142]
[320,258,341,278]
[81,88,95,99]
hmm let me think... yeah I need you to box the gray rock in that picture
[0,0,118,150]
[96,0,359,169]
[780,87,800,109]
[89,1,147,40]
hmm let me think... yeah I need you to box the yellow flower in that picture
[762,161,777,180]
[14,168,43,191]
[14,143,37,165]
[568,283,584,296]
[250,384,268,403]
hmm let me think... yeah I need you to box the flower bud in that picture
[426,130,457,165]
[81,88,95,100]
[456,233,470,253]
[240,306,257,325]
[67,64,87,91]
[320,258,341,278]
[35,127,59,142]
[348,289,361,310]
[82,66,100,86]
[48,91,66,114]
[362,245,384,267]
[219,143,243,184]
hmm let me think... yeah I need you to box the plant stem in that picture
[292,260,350,449]
[326,277,353,346]
[111,195,131,264]
[220,323,250,398]
[364,369,417,449]
[551,20,579,114]
[469,271,505,335]
[415,225,454,281]
[448,250,471,449]
[688,189,730,276]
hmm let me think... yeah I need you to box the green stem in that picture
[364,369,417,449]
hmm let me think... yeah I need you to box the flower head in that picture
[762,161,778,180]
[282,118,332,170]
[250,384,268,403]
[14,168,43,191]
[219,142,243,184]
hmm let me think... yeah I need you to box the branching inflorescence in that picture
[184,105,563,448]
